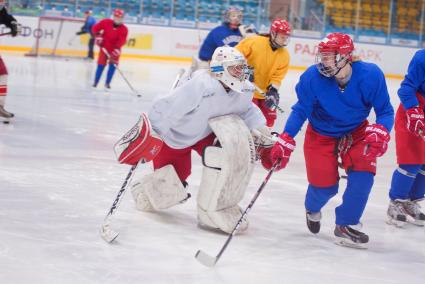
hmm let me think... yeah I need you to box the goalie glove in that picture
[406,106,425,137]
[114,113,163,165]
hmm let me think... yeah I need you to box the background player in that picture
[76,10,97,60]
[92,9,128,89]
[236,18,291,128]
[114,46,268,234]
[387,49,425,227]
[0,0,20,122]
[198,7,244,66]
[269,33,394,248]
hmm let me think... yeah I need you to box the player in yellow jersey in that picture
[236,18,291,127]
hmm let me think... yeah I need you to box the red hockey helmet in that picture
[270,19,291,48]
[113,9,124,18]
[316,32,354,77]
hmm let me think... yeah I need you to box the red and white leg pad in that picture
[114,113,163,165]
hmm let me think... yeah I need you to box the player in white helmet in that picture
[113,46,272,234]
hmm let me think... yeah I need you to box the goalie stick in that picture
[102,47,142,97]
[100,163,139,243]
[195,160,280,267]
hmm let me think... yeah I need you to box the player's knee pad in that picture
[197,115,256,234]
[131,164,190,211]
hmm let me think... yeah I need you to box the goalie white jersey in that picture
[148,69,265,149]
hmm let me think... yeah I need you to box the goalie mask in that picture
[223,6,243,29]
[316,32,354,77]
[210,46,249,93]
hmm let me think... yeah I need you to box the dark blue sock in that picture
[106,64,116,85]
[94,64,105,85]
[335,171,373,225]
[305,184,338,213]
[410,165,425,201]
[389,164,421,200]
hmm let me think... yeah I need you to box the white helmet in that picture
[210,46,248,93]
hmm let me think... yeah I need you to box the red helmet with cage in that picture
[270,19,291,48]
[316,32,354,77]
[113,9,124,18]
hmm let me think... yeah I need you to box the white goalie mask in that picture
[210,46,249,93]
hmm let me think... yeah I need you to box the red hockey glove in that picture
[363,124,390,160]
[110,49,121,64]
[95,35,103,46]
[406,107,425,137]
[270,132,296,171]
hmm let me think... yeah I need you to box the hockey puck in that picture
[3,121,10,124]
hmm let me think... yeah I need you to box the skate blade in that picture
[386,217,406,228]
[334,237,368,249]
[407,218,425,227]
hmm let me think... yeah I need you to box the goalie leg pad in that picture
[131,165,189,211]
[197,115,255,233]
[114,113,163,165]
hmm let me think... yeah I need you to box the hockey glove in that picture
[265,84,280,109]
[110,49,121,64]
[270,132,296,171]
[247,66,255,82]
[363,124,390,160]
[406,107,425,137]
[10,21,20,37]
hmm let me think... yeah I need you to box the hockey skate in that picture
[334,224,369,249]
[386,199,408,227]
[306,211,321,234]
[403,198,425,226]
[0,105,14,124]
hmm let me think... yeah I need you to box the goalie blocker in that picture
[114,113,163,165]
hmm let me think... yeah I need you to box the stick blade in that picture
[195,250,217,267]
[100,224,119,243]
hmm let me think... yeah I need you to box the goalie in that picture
[114,46,274,234]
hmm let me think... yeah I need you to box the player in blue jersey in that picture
[387,49,425,227]
[198,7,244,63]
[269,33,394,248]
[76,10,97,59]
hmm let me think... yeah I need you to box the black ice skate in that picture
[0,105,14,124]
[386,199,408,228]
[92,82,98,88]
[306,211,321,234]
[403,198,425,226]
[105,83,111,90]
[334,224,369,249]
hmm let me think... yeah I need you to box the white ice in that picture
[0,55,424,284]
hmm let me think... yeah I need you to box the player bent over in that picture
[387,49,425,227]
[92,9,128,89]
[269,33,394,248]
[114,46,271,234]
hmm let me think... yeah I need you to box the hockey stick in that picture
[0,32,12,37]
[101,47,142,97]
[100,162,139,243]
[68,34,78,45]
[253,84,285,114]
[195,159,281,267]
[172,68,185,89]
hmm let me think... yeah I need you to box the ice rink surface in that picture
[0,54,424,284]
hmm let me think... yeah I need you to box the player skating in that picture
[0,0,20,123]
[387,49,425,227]
[76,10,97,60]
[92,9,128,89]
[269,33,394,248]
[113,46,272,234]
[236,18,291,128]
